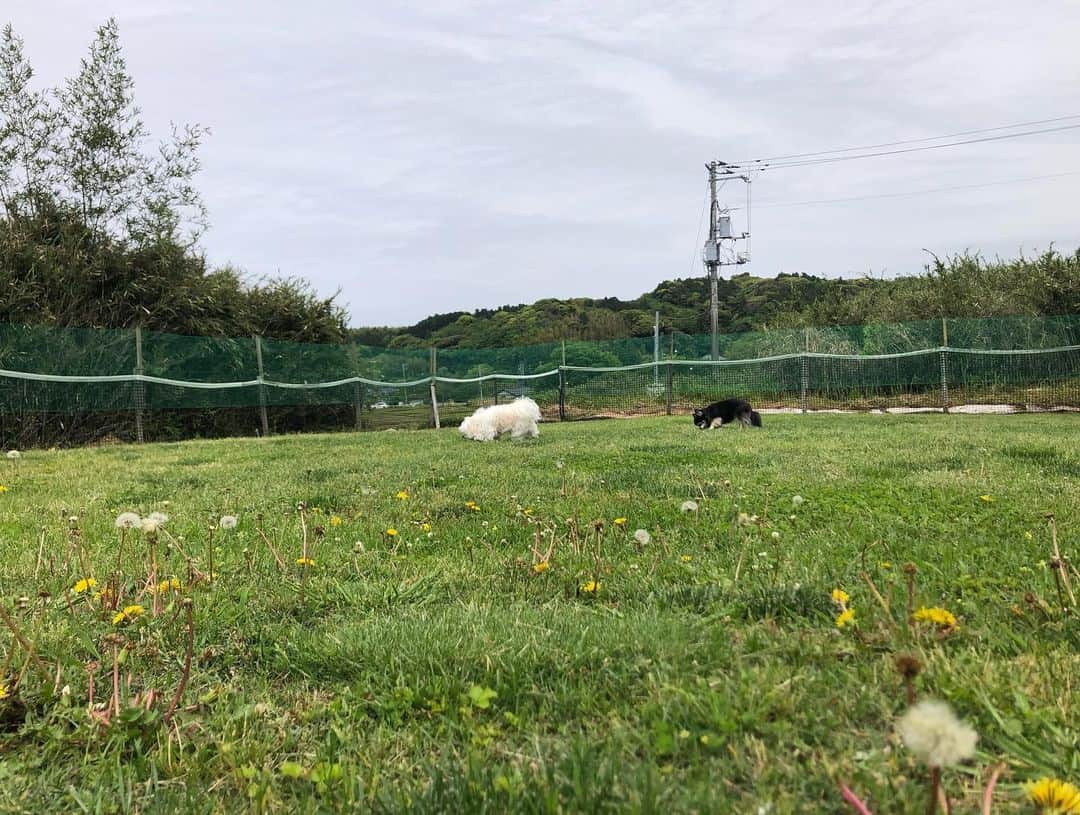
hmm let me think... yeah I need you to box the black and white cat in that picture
[692,398,762,429]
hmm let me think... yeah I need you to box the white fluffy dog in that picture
[459,397,542,441]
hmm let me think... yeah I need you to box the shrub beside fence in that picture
[0,318,1077,447]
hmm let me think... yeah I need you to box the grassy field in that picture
[0,415,1077,814]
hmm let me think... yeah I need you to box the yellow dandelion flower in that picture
[835,608,855,628]
[0,485,8,493]
[156,578,181,594]
[464,500,480,511]
[385,528,398,536]
[881,561,892,569]
[680,555,692,562]
[831,588,850,605]
[421,522,431,532]
[1025,777,1080,814]
[913,607,959,630]
[396,491,409,500]
[93,587,115,604]
[296,557,315,567]
[72,577,98,594]
[0,680,8,699]
[580,580,601,593]
[613,517,627,526]
[330,515,343,527]
[112,604,145,625]
[979,494,995,503]
[523,508,534,516]
[1025,531,1034,541]
[532,561,550,574]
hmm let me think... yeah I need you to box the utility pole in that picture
[706,163,721,361]
[702,161,752,361]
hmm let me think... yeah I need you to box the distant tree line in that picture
[357,250,1080,350]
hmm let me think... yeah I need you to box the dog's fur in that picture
[459,397,542,441]
[692,398,762,429]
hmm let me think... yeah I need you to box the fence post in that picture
[665,362,674,415]
[134,326,145,443]
[349,344,363,431]
[254,335,270,436]
[429,347,441,429]
[558,367,566,421]
[940,318,950,414]
[800,328,809,414]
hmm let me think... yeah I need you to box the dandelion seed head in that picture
[896,699,978,768]
[792,495,804,506]
[141,517,161,534]
[633,529,651,545]
[219,515,238,530]
[6,450,20,460]
[681,500,699,513]
[147,511,168,525]
[115,512,141,529]
[771,531,781,540]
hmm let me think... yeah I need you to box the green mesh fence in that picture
[0,317,1077,446]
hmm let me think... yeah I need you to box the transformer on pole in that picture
[703,161,752,360]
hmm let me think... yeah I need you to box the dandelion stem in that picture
[33,527,46,582]
[1047,514,1076,609]
[164,600,194,722]
[0,602,50,682]
[981,762,1005,815]
[839,783,874,815]
[254,522,286,570]
[115,528,127,579]
[860,571,897,629]
[926,766,940,815]
[207,526,215,587]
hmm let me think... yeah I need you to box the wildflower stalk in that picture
[0,602,50,682]
[860,571,897,630]
[33,527,46,582]
[207,525,215,587]
[926,766,941,815]
[1046,514,1076,611]
[164,599,194,722]
[254,518,287,570]
[115,527,127,578]
[904,562,918,631]
[839,783,874,815]
[981,762,1004,815]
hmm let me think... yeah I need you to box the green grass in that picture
[0,415,1078,814]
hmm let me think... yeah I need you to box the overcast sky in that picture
[6,1,1079,326]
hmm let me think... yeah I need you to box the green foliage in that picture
[0,20,346,344]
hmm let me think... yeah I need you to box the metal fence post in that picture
[940,318,950,414]
[558,367,566,421]
[429,347,441,429]
[254,335,270,436]
[665,362,674,415]
[800,328,810,414]
[134,326,146,443]
[348,344,363,431]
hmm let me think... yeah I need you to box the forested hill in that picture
[352,249,1080,349]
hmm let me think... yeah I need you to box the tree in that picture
[0,24,56,217]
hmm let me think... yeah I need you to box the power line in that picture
[754,170,1080,209]
[726,123,1080,172]
[733,113,1080,165]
